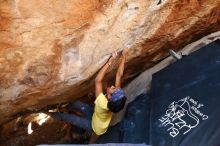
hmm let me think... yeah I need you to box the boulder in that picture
[0,0,220,124]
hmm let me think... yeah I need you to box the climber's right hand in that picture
[109,51,118,64]
[122,48,129,57]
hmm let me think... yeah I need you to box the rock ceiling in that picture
[0,0,220,124]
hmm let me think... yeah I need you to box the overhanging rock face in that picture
[0,0,220,124]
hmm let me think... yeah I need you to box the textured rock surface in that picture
[1,33,219,146]
[0,0,220,124]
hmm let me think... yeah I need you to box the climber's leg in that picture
[49,112,92,131]
[67,101,93,119]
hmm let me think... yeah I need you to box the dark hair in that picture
[107,96,127,113]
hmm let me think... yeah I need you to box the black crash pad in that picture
[150,39,220,146]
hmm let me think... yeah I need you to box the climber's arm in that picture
[115,48,128,88]
[95,52,117,97]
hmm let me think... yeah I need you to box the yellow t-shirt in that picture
[92,93,113,135]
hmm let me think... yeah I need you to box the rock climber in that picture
[48,48,128,143]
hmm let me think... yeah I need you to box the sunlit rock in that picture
[0,0,220,124]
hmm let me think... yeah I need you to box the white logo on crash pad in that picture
[158,96,208,138]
